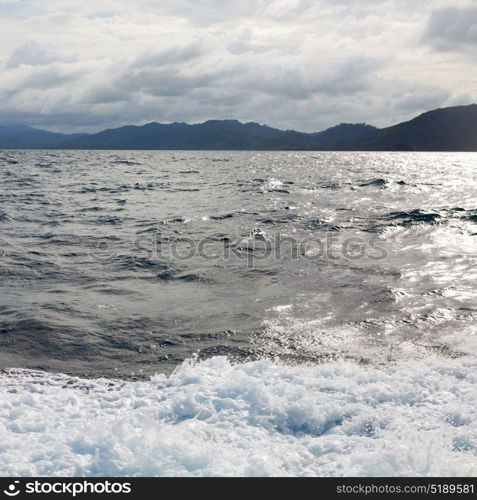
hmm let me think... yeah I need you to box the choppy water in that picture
[1,150,476,476]
[0,150,476,377]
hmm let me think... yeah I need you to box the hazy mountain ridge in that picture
[0,125,84,149]
[0,104,476,151]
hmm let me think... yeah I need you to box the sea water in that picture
[0,150,476,476]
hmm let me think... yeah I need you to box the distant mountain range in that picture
[1,104,476,151]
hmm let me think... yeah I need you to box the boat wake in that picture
[1,332,476,477]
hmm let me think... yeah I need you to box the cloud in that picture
[424,7,477,51]
[0,0,474,132]
[5,41,74,68]
[129,43,206,69]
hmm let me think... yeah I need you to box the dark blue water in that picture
[1,150,476,378]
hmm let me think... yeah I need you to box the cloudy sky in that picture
[0,0,476,132]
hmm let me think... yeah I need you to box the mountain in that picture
[0,120,374,150]
[311,123,377,148]
[59,120,289,150]
[58,120,375,150]
[341,104,477,151]
[0,104,475,150]
[0,125,74,149]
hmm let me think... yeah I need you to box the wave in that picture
[1,334,476,477]
[0,208,10,222]
[388,209,441,226]
[110,160,143,166]
[358,178,388,187]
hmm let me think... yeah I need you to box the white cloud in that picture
[0,0,475,132]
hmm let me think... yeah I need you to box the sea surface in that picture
[0,150,476,476]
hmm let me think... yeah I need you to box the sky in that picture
[0,0,476,133]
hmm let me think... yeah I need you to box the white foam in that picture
[1,341,477,477]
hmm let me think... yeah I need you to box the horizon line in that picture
[1,102,476,136]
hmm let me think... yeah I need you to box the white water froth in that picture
[1,336,476,477]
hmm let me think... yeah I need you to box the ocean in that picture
[0,150,476,476]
